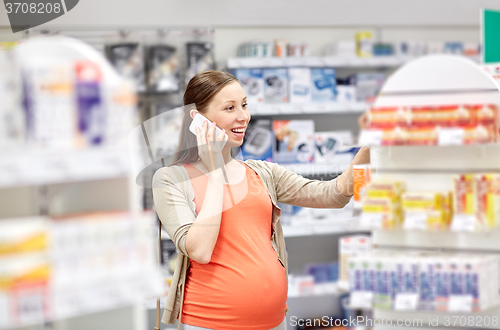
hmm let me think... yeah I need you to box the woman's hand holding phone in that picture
[195,120,227,174]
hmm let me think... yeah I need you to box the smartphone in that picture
[189,113,228,147]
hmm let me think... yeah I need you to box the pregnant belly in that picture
[182,255,287,328]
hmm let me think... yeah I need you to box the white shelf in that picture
[370,144,500,172]
[0,146,131,188]
[283,216,362,237]
[250,102,367,115]
[228,55,480,70]
[372,228,500,252]
[227,56,413,69]
[374,305,500,330]
[279,162,350,176]
[288,281,348,298]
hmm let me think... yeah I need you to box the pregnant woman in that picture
[152,70,370,330]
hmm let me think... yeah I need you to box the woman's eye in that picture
[242,103,248,108]
[225,106,234,111]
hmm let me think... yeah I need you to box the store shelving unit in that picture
[227,55,481,70]
[0,147,130,188]
[0,37,161,330]
[249,102,367,116]
[227,56,413,69]
[357,54,500,329]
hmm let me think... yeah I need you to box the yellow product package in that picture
[362,197,401,229]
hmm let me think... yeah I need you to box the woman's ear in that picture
[189,108,198,119]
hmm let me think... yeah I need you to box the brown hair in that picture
[170,70,239,166]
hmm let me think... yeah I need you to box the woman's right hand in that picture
[196,120,226,173]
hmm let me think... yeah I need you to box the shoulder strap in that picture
[155,221,161,330]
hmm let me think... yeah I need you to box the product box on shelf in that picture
[146,44,181,93]
[475,173,500,228]
[105,43,146,92]
[361,104,500,146]
[374,256,392,309]
[0,253,51,328]
[0,50,24,148]
[355,73,385,102]
[75,61,105,147]
[348,252,500,313]
[335,85,357,103]
[353,164,371,208]
[313,131,354,165]
[419,257,437,311]
[185,42,215,86]
[235,68,265,104]
[360,257,376,293]
[361,180,405,229]
[339,236,355,282]
[288,68,312,104]
[272,120,314,163]
[102,80,137,146]
[339,235,372,283]
[241,119,273,161]
[355,31,373,58]
[401,191,453,231]
[23,60,77,148]
[310,68,336,103]
[263,68,288,103]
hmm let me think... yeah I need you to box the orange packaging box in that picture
[353,164,371,204]
[453,174,476,215]
[404,126,438,145]
[475,173,500,229]
[368,106,408,128]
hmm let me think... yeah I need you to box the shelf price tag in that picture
[394,293,419,311]
[360,213,383,229]
[448,295,473,312]
[451,214,476,232]
[359,130,383,146]
[404,212,427,230]
[438,128,464,146]
[350,291,373,309]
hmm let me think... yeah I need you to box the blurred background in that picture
[1,1,500,330]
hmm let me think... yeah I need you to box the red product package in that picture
[367,106,408,128]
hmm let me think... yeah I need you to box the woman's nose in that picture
[238,108,250,121]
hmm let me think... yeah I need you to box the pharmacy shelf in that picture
[0,146,130,188]
[372,228,500,252]
[228,55,481,69]
[282,216,363,237]
[279,162,350,176]
[227,56,414,69]
[249,102,367,116]
[288,281,348,298]
[370,144,500,172]
[374,305,500,330]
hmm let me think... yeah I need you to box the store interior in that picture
[1,1,500,330]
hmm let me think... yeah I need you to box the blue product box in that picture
[288,68,312,103]
[273,119,315,163]
[235,68,264,104]
[241,119,273,161]
[310,68,336,102]
[263,68,288,103]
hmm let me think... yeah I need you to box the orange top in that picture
[181,161,287,330]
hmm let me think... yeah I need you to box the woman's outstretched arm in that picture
[335,147,370,197]
[257,147,370,209]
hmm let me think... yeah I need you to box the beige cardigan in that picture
[152,159,352,326]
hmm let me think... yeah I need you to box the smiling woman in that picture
[152,70,366,330]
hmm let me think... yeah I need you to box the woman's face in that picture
[191,82,250,146]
